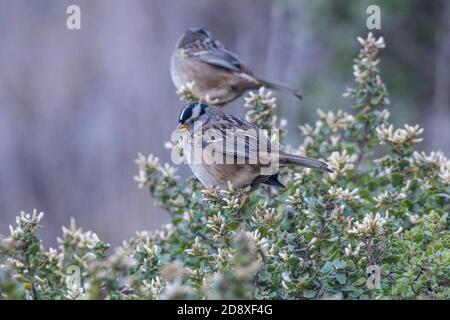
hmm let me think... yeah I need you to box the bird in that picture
[175,103,331,192]
[170,27,303,106]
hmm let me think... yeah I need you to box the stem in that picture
[355,120,370,171]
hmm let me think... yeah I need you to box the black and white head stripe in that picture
[189,27,212,39]
[178,103,208,124]
[177,27,213,49]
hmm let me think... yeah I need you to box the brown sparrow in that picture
[175,103,331,192]
[171,28,303,106]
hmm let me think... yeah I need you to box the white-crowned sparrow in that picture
[171,27,303,106]
[175,103,331,192]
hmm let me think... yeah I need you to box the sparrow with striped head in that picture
[171,28,303,106]
[175,103,331,193]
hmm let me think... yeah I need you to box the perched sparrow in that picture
[175,103,331,192]
[171,28,303,106]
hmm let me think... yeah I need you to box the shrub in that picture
[1,33,449,300]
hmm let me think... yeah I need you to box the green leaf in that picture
[335,273,347,285]
[333,260,346,270]
[227,220,240,231]
[287,257,300,268]
[303,289,316,298]
[29,243,41,255]
[391,173,404,186]
[355,277,367,287]
[320,262,334,274]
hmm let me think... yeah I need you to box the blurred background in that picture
[0,0,449,246]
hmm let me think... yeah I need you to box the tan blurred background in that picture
[0,0,449,246]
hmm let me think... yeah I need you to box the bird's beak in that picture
[177,124,189,132]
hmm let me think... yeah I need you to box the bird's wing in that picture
[190,48,243,72]
[200,114,275,164]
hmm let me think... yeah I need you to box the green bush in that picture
[1,33,449,300]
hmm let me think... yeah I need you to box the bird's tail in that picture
[257,78,303,100]
[280,152,332,173]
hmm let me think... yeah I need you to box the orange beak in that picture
[177,124,189,132]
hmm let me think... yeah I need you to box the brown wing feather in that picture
[200,113,275,164]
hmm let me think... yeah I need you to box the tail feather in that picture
[280,152,332,173]
[257,79,303,100]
